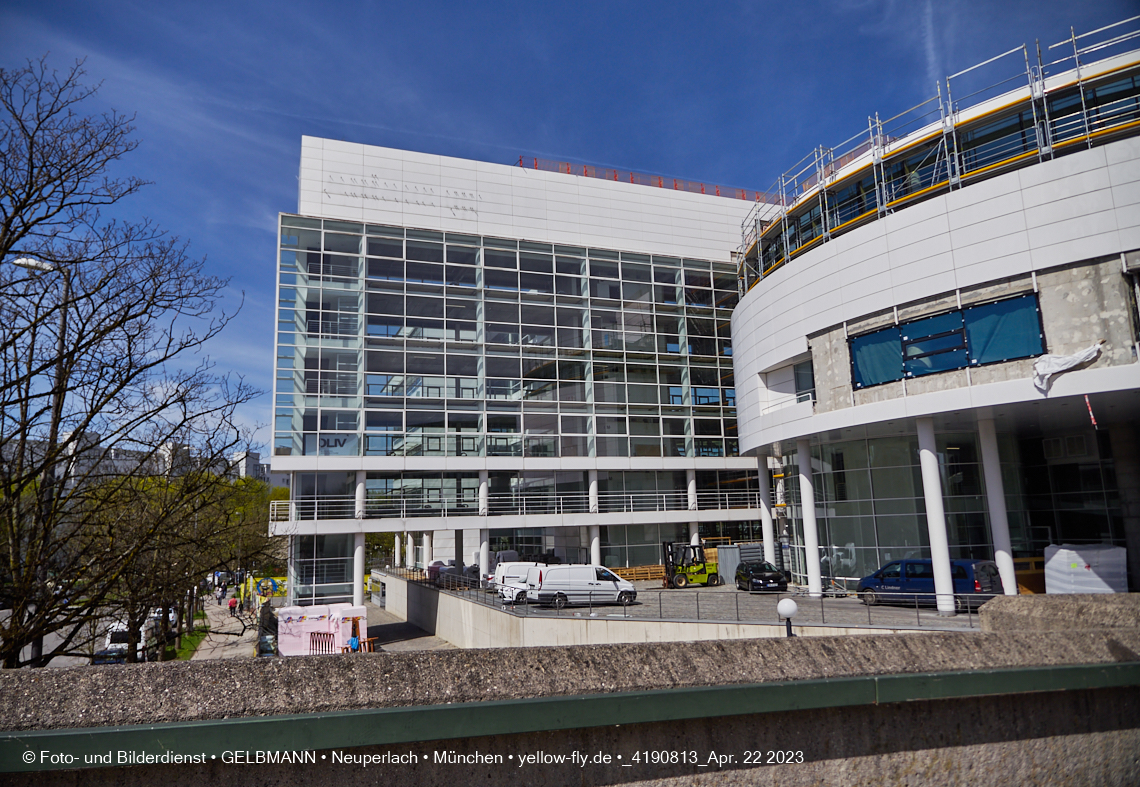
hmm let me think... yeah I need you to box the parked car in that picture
[526,564,636,609]
[91,621,130,664]
[735,561,788,592]
[149,607,178,627]
[495,562,541,603]
[857,559,1004,610]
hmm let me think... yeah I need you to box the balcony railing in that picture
[270,489,766,523]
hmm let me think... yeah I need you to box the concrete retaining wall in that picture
[391,572,926,647]
[981,592,1140,632]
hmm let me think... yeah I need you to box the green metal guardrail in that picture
[3,662,1138,771]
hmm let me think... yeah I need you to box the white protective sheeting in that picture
[1032,340,1104,391]
[1044,543,1128,593]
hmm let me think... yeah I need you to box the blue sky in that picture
[2,0,1134,449]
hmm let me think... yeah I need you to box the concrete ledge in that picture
[981,593,1140,632]
[4,662,1138,773]
[4,629,1140,734]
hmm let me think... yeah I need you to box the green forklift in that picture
[662,541,721,588]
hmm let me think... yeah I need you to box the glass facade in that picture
[779,426,1127,585]
[275,214,740,461]
[290,533,354,605]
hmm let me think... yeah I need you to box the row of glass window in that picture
[288,381,733,409]
[286,262,738,309]
[289,348,733,380]
[277,433,738,458]
[290,410,736,434]
[294,294,734,333]
[281,215,737,278]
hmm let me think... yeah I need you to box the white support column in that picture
[479,529,490,581]
[354,476,366,519]
[588,470,599,514]
[352,533,365,607]
[423,531,433,565]
[405,531,414,567]
[686,468,698,511]
[978,417,1017,595]
[589,525,601,565]
[797,437,823,598]
[478,470,489,517]
[917,417,956,615]
[688,521,700,545]
[394,533,402,568]
[758,457,776,565]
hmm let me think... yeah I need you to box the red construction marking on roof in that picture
[519,156,780,204]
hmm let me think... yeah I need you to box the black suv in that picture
[735,560,788,592]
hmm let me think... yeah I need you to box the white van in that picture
[525,564,636,609]
[494,562,540,603]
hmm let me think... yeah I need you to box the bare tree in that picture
[0,58,262,667]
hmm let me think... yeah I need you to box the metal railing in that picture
[271,489,767,522]
[738,16,1140,292]
[379,567,988,632]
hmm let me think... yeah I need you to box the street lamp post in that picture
[777,597,798,638]
[11,257,72,665]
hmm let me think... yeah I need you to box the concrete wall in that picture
[980,592,1140,632]
[7,688,1137,786]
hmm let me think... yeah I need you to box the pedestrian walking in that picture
[228,596,237,617]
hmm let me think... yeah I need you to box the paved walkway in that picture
[190,595,452,659]
[363,601,455,652]
[191,593,258,660]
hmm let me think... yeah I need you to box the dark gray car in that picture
[735,561,788,592]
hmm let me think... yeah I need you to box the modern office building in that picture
[272,19,1140,612]
[270,140,777,605]
[733,27,1140,609]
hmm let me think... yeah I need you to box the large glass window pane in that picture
[520,273,553,293]
[324,233,361,254]
[368,238,403,258]
[366,411,402,431]
[484,250,516,269]
[406,241,443,263]
[485,269,518,290]
[368,259,404,281]
[446,265,476,287]
[446,246,477,265]
[406,262,444,284]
